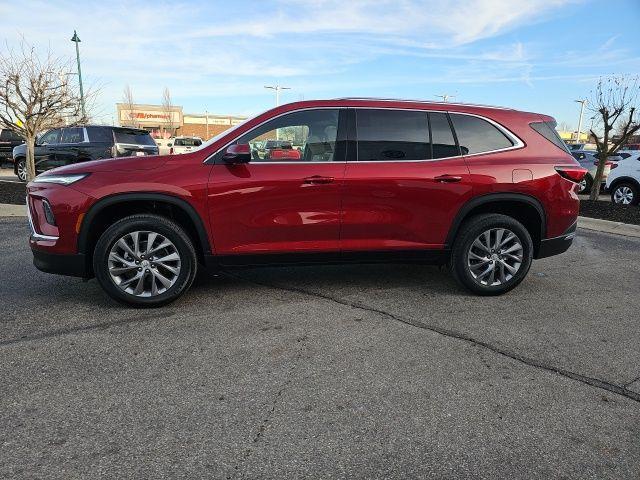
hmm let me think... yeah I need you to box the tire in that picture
[577,174,592,194]
[93,214,198,307]
[449,214,534,296]
[610,182,639,205]
[16,159,27,182]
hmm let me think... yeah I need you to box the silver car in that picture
[571,150,621,194]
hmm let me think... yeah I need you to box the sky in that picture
[1,0,639,129]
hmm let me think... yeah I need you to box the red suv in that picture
[26,99,586,306]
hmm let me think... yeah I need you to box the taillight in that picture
[610,162,619,169]
[593,161,615,166]
[555,166,588,183]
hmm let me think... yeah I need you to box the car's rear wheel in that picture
[450,214,533,295]
[611,182,639,205]
[16,159,27,182]
[577,174,592,194]
[93,214,197,307]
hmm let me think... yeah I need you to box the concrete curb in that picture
[578,216,640,238]
[0,203,26,217]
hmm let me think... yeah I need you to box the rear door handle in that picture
[303,175,334,185]
[434,174,462,183]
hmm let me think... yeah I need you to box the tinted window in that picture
[450,114,514,155]
[429,112,459,159]
[61,127,84,144]
[356,109,430,161]
[114,129,156,146]
[0,130,22,141]
[39,129,61,145]
[236,109,340,162]
[530,121,570,153]
[174,138,202,147]
[86,126,114,143]
[618,152,631,159]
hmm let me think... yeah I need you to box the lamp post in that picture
[205,110,209,139]
[575,99,588,143]
[264,84,291,107]
[70,30,86,118]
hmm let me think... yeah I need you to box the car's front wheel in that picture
[93,214,198,307]
[450,214,533,296]
[611,182,639,205]
[16,159,27,182]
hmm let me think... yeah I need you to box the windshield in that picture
[195,113,260,151]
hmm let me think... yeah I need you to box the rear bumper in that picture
[535,221,577,259]
[31,248,90,278]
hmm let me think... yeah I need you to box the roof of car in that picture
[334,97,515,110]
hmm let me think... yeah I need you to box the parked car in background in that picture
[169,136,203,155]
[26,98,586,306]
[571,150,618,194]
[606,151,640,204]
[155,138,173,156]
[262,139,301,160]
[12,126,158,181]
[0,128,24,168]
[568,143,597,151]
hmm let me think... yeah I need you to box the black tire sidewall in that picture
[17,160,27,182]
[451,214,533,296]
[580,175,593,194]
[93,215,197,307]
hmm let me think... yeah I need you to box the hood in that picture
[13,143,26,156]
[43,155,168,175]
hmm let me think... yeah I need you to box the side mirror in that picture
[222,143,251,164]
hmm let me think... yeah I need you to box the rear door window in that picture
[39,129,62,145]
[429,112,459,159]
[114,129,156,146]
[355,109,430,161]
[450,114,514,155]
[86,127,114,143]
[61,127,84,144]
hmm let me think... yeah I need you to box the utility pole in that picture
[70,30,86,118]
[264,85,291,106]
[574,99,588,143]
[435,94,455,103]
[205,110,209,139]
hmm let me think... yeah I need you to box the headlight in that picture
[32,173,89,185]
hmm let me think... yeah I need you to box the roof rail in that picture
[333,97,514,110]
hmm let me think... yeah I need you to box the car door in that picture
[207,108,346,259]
[34,129,62,172]
[55,127,87,167]
[340,108,473,251]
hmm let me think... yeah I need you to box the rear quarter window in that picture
[530,121,570,153]
[86,127,115,143]
[450,114,514,155]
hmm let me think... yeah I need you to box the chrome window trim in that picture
[26,198,59,241]
[204,106,525,165]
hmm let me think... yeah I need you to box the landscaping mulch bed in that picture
[580,199,640,226]
[0,181,26,205]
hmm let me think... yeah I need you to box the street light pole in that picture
[70,30,86,118]
[264,85,291,106]
[205,110,209,139]
[575,99,587,143]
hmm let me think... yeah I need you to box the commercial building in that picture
[116,103,247,140]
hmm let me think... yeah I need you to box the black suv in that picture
[12,126,158,181]
[0,129,24,168]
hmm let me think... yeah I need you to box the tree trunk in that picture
[589,153,607,201]
[25,135,36,182]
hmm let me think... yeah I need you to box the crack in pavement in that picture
[0,311,176,348]
[225,272,640,404]
[230,333,309,480]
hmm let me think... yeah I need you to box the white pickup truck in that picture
[169,136,203,155]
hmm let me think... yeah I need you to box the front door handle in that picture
[434,174,462,183]
[303,175,334,185]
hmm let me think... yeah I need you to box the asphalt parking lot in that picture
[1,217,639,479]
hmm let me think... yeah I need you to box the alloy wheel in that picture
[578,178,587,193]
[107,230,181,297]
[467,228,523,286]
[17,161,27,182]
[613,186,634,204]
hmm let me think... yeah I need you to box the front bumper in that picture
[535,221,577,259]
[31,248,90,277]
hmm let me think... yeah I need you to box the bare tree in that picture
[558,121,573,133]
[588,75,640,200]
[161,87,175,137]
[121,84,138,128]
[0,39,88,181]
